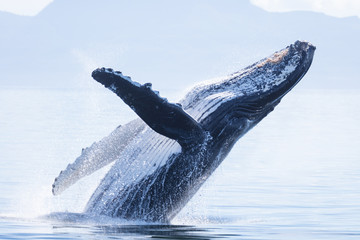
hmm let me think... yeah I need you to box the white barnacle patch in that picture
[260,54,300,93]
[281,64,297,77]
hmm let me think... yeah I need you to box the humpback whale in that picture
[52,40,315,223]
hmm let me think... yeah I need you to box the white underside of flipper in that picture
[52,118,145,195]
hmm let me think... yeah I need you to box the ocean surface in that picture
[0,88,359,239]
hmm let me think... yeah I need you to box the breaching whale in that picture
[52,40,315,223]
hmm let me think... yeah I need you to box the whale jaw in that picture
[190,41,315,147]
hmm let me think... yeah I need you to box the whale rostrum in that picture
[52,41,315,222]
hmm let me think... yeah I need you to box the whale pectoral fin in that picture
[52,118,145,195]
[92,68,206,149]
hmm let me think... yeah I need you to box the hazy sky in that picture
[250,0,360,18]
[0,0,359,18]
[0,0,53,16]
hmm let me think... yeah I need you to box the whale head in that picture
[182,40,315,149]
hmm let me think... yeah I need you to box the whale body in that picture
[52,41,315,223]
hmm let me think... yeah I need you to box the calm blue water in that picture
[0,88,359,239]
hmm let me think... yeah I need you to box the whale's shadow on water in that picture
[44,212,240,239]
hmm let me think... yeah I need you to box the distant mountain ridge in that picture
[1,0,359,90]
